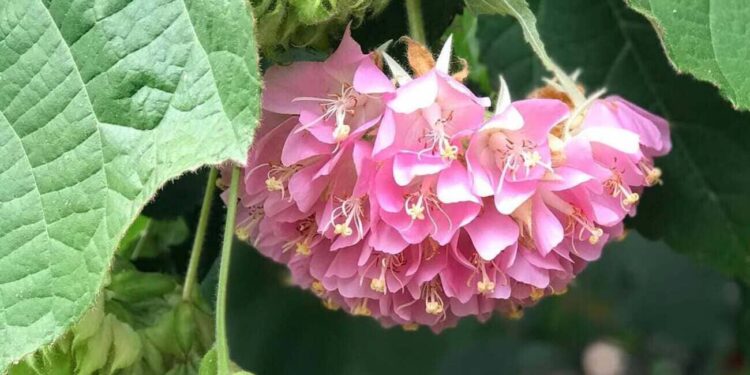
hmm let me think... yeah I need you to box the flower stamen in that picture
[329,196,366,240]
[638,160,663,186]
[419,112,458,160]
[404,190,452,234]
[282,216,318,256]
[264,163,301,201]
[352,298,371,316]
[293,83,360,143]
[603,170,640,209]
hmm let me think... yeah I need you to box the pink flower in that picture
[225,34,672,332]
[467,99,569,214]
[264,27,393,146]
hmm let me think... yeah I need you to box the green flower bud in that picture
[75,314,114,375]
[108,269,177,304]
[194,305,215,351]
[139,337,166,375]
[174,302,197,353]
[109,319,142,373]
[71,298,105,350]
[198,347,217,375]
[252,0,392,52]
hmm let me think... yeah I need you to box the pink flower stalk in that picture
[226,32,671,332]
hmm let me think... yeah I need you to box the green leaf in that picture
[464,0,586,107]
[474,0,750,280]
[445,12,493,95]
[0,0,259,371]
[626,0,750,111]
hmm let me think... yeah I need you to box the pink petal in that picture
[374,161,406,213]
[506,250,550,288]
[323,26,366,82]
[368,220,409,254]
[513,99,569,142]
[531,194,564,256]
[494,180,537,215]
[465,207,520,260]
[281,125,333,165]
[437,162,480,204]
[579,127,640,155]
[262,62,327,114]
[387,72,439,113]
[393,152,449,186]
[288,161,328,212]
[353,57,395,94]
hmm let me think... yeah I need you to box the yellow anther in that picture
[323,298,339,310]
[645,167,663,186]
[523,151,542,168]
[553,287,568,296]
[311,280,325,296]
[401,323,419,332]
[440,144,459,160]
[295,242,311,256]
[370,278,386,294]
[406,204,425,221]
[588,228,604,245]
[235,227,249,241]
[623,193,640,206]
[332,124,351,142]
[215,177,228,189]
[530,287,545,301]
[334,223,353,237]
[425,301,444,315]
[547,134,566,167]
[507,306,524,320]
[477,280,495,294]
[265,176,283,192]
[352,300,371,316]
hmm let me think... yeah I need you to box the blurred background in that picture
[219,232,742,375]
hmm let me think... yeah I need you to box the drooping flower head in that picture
[226,32,672,331]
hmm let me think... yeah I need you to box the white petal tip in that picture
[377,39,393,52]
[436,35,454,74]
[494,75,512,115]
[382,51,412,86]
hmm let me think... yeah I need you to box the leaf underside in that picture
[474,0,750,281]
[0,0,259,371]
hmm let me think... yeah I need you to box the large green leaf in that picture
[472,0,750,281]
[626,0,750,111]
[0,0,259,370]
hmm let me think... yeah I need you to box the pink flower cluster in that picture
[229,30,671,331]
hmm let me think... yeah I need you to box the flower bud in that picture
[110,319,142,373]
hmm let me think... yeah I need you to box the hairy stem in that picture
[216,165,240,374]
[405,0,426,44]
[182,167,218,301]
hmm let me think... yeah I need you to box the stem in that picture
[500,1,586,105]
[130,219,153,260]
[215,165,240,374]
[182,167,218,301]
[405,0,426,44]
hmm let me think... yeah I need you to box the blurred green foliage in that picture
[219,233,741,375]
